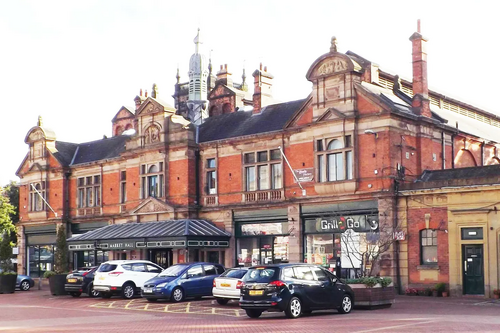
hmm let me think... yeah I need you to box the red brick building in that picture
[16,27,500,296]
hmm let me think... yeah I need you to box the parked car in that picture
[212,267,248,305]
[65,266,100,297]
[0,270,34,291]
[93,260,163,299]
[141,262,225,302]
[239,263,354,319]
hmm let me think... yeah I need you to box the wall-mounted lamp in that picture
[364,129,378,139]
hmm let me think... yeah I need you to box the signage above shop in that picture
[293,168,314,183]
[305,215,379,234]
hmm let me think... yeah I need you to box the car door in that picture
[201,264,219,296]
[182,264,204,296]
[292,265,324,308]
[311,266,340,308]
[130,263,148,287]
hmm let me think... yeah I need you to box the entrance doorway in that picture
[149,249,173,269]
[237,236,289,266]
[462,244,484,295]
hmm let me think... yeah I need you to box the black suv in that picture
[65,266,100,298]
[239,263,354,318]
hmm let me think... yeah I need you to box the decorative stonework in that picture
[133,197,174,215]
[316,58,348,76]
[29,130,43,142]
[144,125,160,144]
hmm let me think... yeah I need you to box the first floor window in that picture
[77,175,101,208]
[317,136,354,182]
[29,182,46,212]
[420,229,437,264]
[141,163,164,198]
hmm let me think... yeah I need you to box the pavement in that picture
[1,285,500,333]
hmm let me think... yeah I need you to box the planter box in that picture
[349,283,395,309]
[49,274,68,296]
[0,274,17,294]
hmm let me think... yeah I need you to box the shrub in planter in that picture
[493,289,500,299]
[45,225,69,296]
[0,230,17,294]
[435,282,446,296]
[347,277,395,309]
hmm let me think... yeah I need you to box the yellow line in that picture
[212,308,216,314]
[235,309,240,317]
[186,302,191,313]
[108,301,115,308]
[144,303,149,311]
[164,304,169,312]
[124,300,134,309]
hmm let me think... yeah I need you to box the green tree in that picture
[0,188,15,236]
[54,225,68,274]
[0,230,14,273]
[3,181,19,224]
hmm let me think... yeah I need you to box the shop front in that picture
[67,219,231,268]
[70,221,110,269]
[235,209,291,267]
[302,201,379,279]
[24,224,56,278]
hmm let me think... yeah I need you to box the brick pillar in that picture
[287,204,302,263]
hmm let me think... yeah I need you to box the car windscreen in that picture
[242,268,278,283]
[221,269,247,279]
[158,264,189,277]
[98,264,117,272]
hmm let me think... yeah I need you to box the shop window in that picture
[140,162,164,199]
[420,229,438,264]
[243,149,282,191]
[206,158,217,194]
[29,181,46,212]
[77,176,100,208]
[316,136,353,182]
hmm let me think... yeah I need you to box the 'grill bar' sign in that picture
[306,215,379,233]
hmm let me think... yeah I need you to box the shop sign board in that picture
[293,168,314,183]
[306,214,379,233]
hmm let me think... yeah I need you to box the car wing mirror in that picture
[331,277,338,284]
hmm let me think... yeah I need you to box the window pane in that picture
[422,246,437,263]
[345,135,352,147]
[246,166,256,191]
[121,171,126,181]
[149,165,158,173]
[422,238,427,246]
[86,177,92,185]
[207,171,216,194]
[148,175,158,197]
[318,155,324,182]
[94,175,100,184]
[270,149,281,161]
[244,153,255,164]
[258,165,269,190]
[327,154,336,181]
[94,187,100,206]
[271,163,282,189]
[336,152,345,180]
[327,139,343,150]
[257,151,268,162]
[317,140,323,152]
[207,158,216,168]
[346,151,353,179]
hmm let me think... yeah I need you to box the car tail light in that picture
[213,280,217,287]
[236,281,244,289]
[268,280,286,287]
[108,271,124,276]
[82,271,89,277]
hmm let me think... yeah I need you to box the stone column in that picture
[287,204,302,263]
[16,225,26,275]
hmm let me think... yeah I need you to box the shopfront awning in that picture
[67,219,231,251]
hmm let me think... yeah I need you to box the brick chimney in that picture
[216,64,233,87]
[252,63,274,114]
[409,20,431,118]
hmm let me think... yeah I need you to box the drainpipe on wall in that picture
[393,176,402,295]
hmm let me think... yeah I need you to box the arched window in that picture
[115,126,123,136]
[29,182,46,212]
[317,136,353,182]
[140,163,164,199]
[420,229,438,264]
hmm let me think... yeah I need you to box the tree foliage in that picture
[0,188,15,236]
[54,225,69,274]
[0,230,14,273]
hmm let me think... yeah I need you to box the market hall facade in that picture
[16,27,500,296]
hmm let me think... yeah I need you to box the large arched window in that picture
[420,229,437,264]
[140,162,164,199]
[316,136,353,182]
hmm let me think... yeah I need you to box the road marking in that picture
[124,300,134,309]
[353,320,438,333]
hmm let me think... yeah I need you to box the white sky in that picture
[1,0,498,186]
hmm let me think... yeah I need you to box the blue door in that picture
[182,264,204,297]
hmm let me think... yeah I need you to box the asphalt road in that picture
[1,287,500,333]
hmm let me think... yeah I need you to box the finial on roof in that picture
[140,89,143,97]
[152,83,158,98]
[330,36,338,53]
[193,28,202,54]
[176,66,180,83]
[37,115,43,127]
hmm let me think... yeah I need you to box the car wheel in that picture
[147,298,158,303]
[70,292,81,297]
[216,298,229,305]
[20,280,31,291]
[245,309,262,318]
[101,292,112,299]
[171,287,184,302]
[121,283,136,299]
[338,294,352,314]
[88,284,100,298]
[285,296,302,319]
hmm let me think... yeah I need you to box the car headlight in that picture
[156,282,168,289]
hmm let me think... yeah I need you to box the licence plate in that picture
[143,287,153,293]
[249,290,264,296]
[220,283,231,287]
[67,278,77,283]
